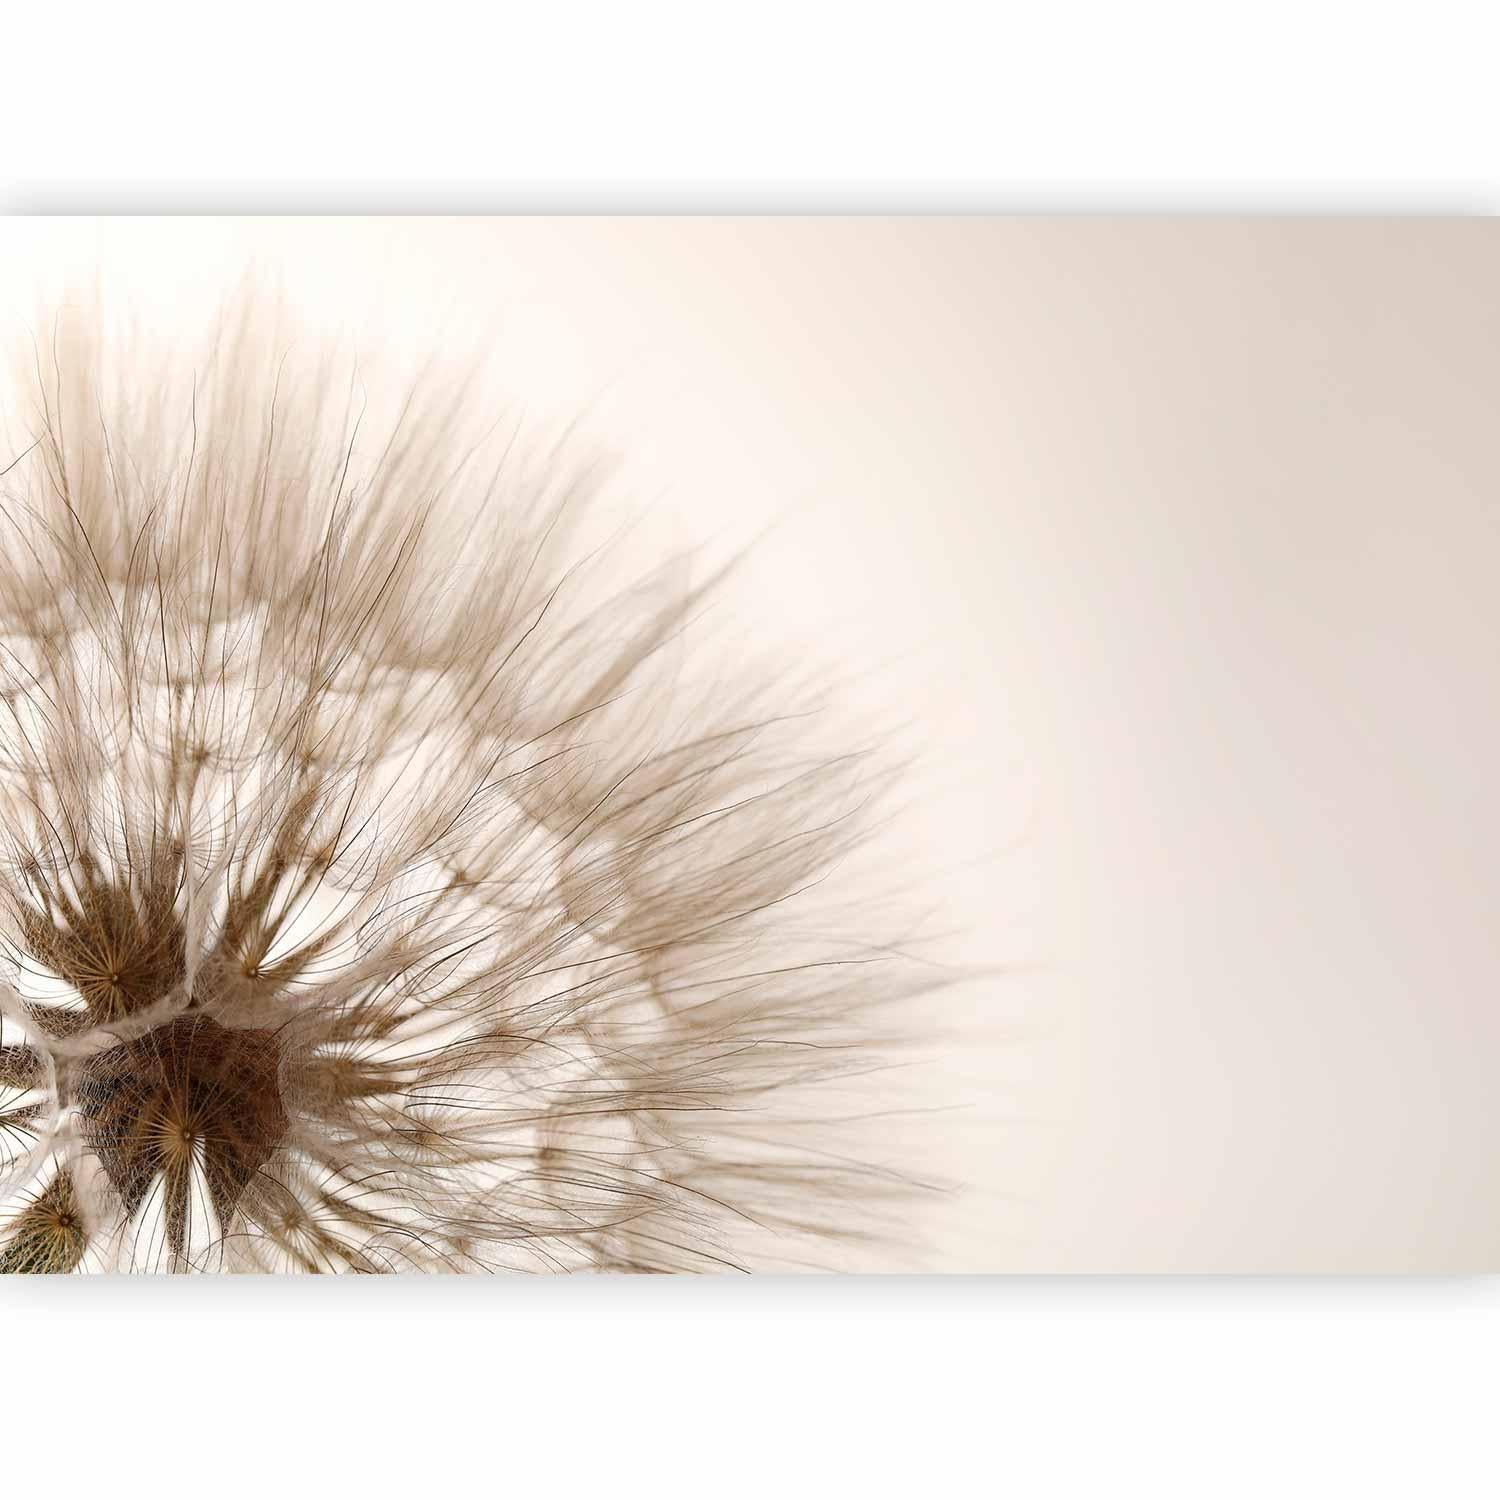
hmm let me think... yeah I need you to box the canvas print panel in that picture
[0,217,1493,1271]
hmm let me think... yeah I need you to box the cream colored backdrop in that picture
[2,218,1495,1269]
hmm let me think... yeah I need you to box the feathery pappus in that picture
[0,299,940,1273]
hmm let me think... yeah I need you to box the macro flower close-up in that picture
[0,299,935,1273]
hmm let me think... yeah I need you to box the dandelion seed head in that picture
[0,294,940,1273]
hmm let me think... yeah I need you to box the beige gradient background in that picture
[2,217,1496,1270]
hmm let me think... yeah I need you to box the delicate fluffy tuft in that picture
[0,300,940,1273]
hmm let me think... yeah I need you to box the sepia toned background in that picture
[2,217,1495,1270]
